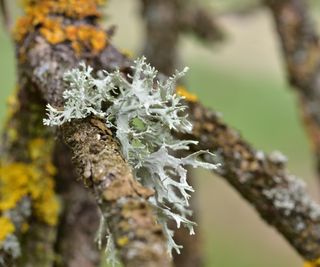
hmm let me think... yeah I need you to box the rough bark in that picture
[18,15,172,265]
[177,101,320,262]
[0,80,58,267]
[62,119,171,267]
[53,142,101,267]
[8,0,320,265]
[265,0,320,178]
[16,222,57,267]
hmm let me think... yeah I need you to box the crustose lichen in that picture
[44,57,219,263]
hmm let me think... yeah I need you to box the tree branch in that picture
[16,4,171,265]
[63,119,171,267]
[178,2,225,44]
[140,0,224,75]
[264,0,320,177]
[0,83,58,266]
[53,141,101,267]
[177,101,320,262]
[12,0,320,265]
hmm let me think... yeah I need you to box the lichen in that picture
[304,259,320,267]
[263,174,320,219]
[0,139,59,226]
[44,57,219,261]
[3,89,20,145]
[121,49,134,59]
[0,217,15,244]
[176,86,198,102]
[0,138,59,260]
[14,0,108,55]
[21,0,106,19]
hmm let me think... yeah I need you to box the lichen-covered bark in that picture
[15,1,172,265]
[265,0,320,179]
[0,81,58,267]
[16,222,57,267]
[140,2,220,264]
[53,142,101,267]
[140,0,224,75]
[178,101,320,262]
[11,0,320,265]
[62,119,171,267]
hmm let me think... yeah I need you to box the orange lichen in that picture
[21,0,106,19]
[0,138,59,234]
[176,86,198,102]
[0,217,15,244]
[68,24,107,54]
[14,0,108,54]
[39,18,66,45]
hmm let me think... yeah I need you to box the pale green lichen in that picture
[44,57,219,260]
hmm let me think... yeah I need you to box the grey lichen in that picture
[263,174,320,220]
[44,57,218,260]
[0,235,20,261]
[0,197,31,264]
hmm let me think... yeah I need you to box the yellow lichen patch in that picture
[117,236,129,247]
[304,259,320,267]
[176,86,198,102]
[14,0,108,54]
[0,217,15,243]
[0,138,59,231]
[0,163,32,212]
[0,161,59,226]
[121,49,134,59]
[28,138,47,161]
[4,89,20,144]
[304,262,313,267]
[6,88,20,118]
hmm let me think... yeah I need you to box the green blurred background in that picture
[1,1,320,266]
